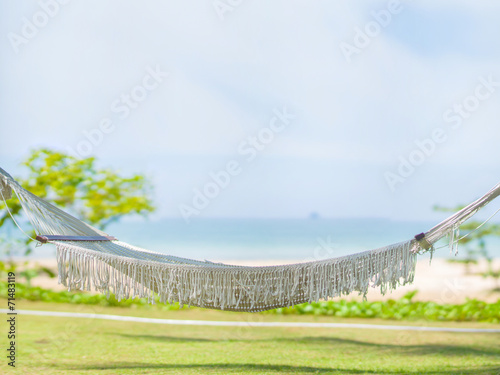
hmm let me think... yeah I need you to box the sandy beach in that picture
[16,257,500,304]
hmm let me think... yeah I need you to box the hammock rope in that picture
[1,166,499,312]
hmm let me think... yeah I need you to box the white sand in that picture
[16,258,500,304]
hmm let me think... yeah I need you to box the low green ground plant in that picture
[2,281,499,323]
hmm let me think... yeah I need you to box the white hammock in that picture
[1,167,499,312]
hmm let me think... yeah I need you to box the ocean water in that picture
[29,218,500,261]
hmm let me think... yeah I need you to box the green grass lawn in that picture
[4,300,500,374]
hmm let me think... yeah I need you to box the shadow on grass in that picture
[113,333,500,358]
[281,336,500,358]
[115,333,214,342]
[57,362,500,374]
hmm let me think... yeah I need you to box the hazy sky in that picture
[1,1,500,222]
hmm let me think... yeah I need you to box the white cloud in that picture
[1,1,499,220]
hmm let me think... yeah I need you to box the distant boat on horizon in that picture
[309,212,320,220]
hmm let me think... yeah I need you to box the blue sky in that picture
[1,0,500,222]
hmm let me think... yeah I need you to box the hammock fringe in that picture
[55,240,417,312]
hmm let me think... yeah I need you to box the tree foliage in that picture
[434,204,500,286]
[434,204,500,246]
[0,148,155,254]
[433,204,500,255]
